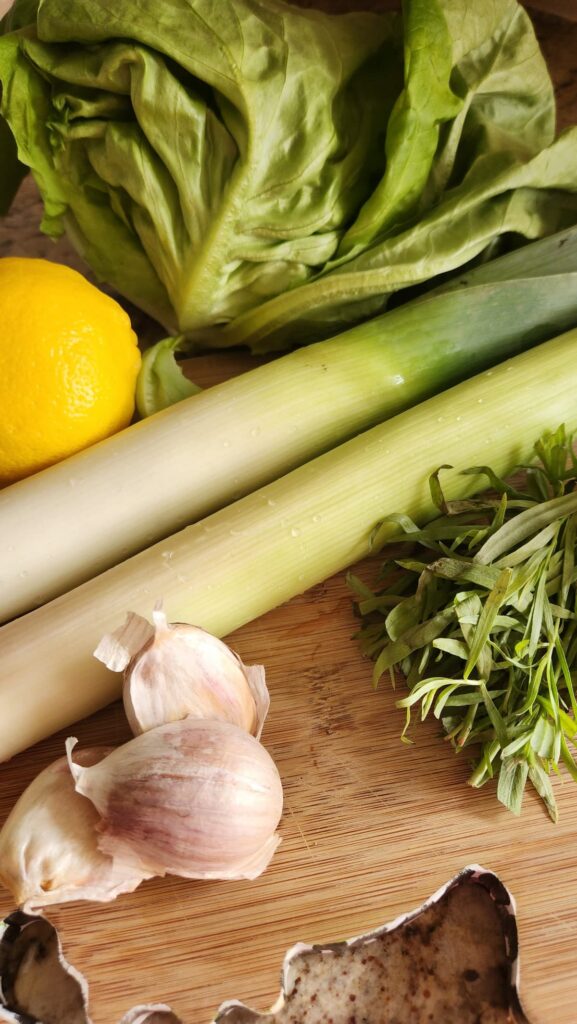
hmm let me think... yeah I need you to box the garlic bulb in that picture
[0,749,152,913]
[94,606,269,739]
[67,718,283,881]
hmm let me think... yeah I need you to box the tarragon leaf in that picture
[464,569,512,679]
[351,425,577,821]
[373,605,456,684]
[497,757,529,816]
[528,757,558,823]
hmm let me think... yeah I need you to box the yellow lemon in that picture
[0,258,141,486]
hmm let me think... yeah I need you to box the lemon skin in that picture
[0,258,141,486]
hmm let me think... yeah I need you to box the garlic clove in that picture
[243,664,270,742]
[95,605,269,738]
[0,749,153,913]
[210,832,282,882]
[94,611,155,672]
[67,719,283,882]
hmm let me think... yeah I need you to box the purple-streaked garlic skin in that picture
[0,748,152,913]
[67,719,283,882]
[95,608,269,738]
[124,621,261,736]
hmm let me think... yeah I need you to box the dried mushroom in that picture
[0,912,89,1024]
[0,867,530,1024]
[0,913,183,1024]
[215,867,530,1024]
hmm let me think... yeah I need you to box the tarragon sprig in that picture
[349,424,577,821]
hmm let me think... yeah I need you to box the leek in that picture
[3,228,577,624]
[2,329,577,761]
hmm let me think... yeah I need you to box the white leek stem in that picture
[1,329,577,760]
[2,233,577,622]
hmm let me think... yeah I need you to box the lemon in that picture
[0,258,141,486]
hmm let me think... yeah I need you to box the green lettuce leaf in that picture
[0,112,27,216]
[0,0,399,329]
[220,0,577,350]
[136,337,201,419]
[0,0,39,214]
[1,0,576,351]
[0,0,39,33]
[225,131,577,351]
[337,0,463,259]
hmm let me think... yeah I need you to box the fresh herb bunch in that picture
[349,425,577,821]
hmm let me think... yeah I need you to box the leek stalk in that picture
[1,328,577,761]
[2,228,577,623]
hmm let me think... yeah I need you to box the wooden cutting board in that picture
[1,8,577,1023]
[4,570,577,1024]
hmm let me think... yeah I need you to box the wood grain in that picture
[1,7,577,1024]
[3,577,577,1024]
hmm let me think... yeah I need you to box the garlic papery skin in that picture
[67,719,283,881]
[94,606,269,739]
[119,1008,182,1024]
[0,748,153,913]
